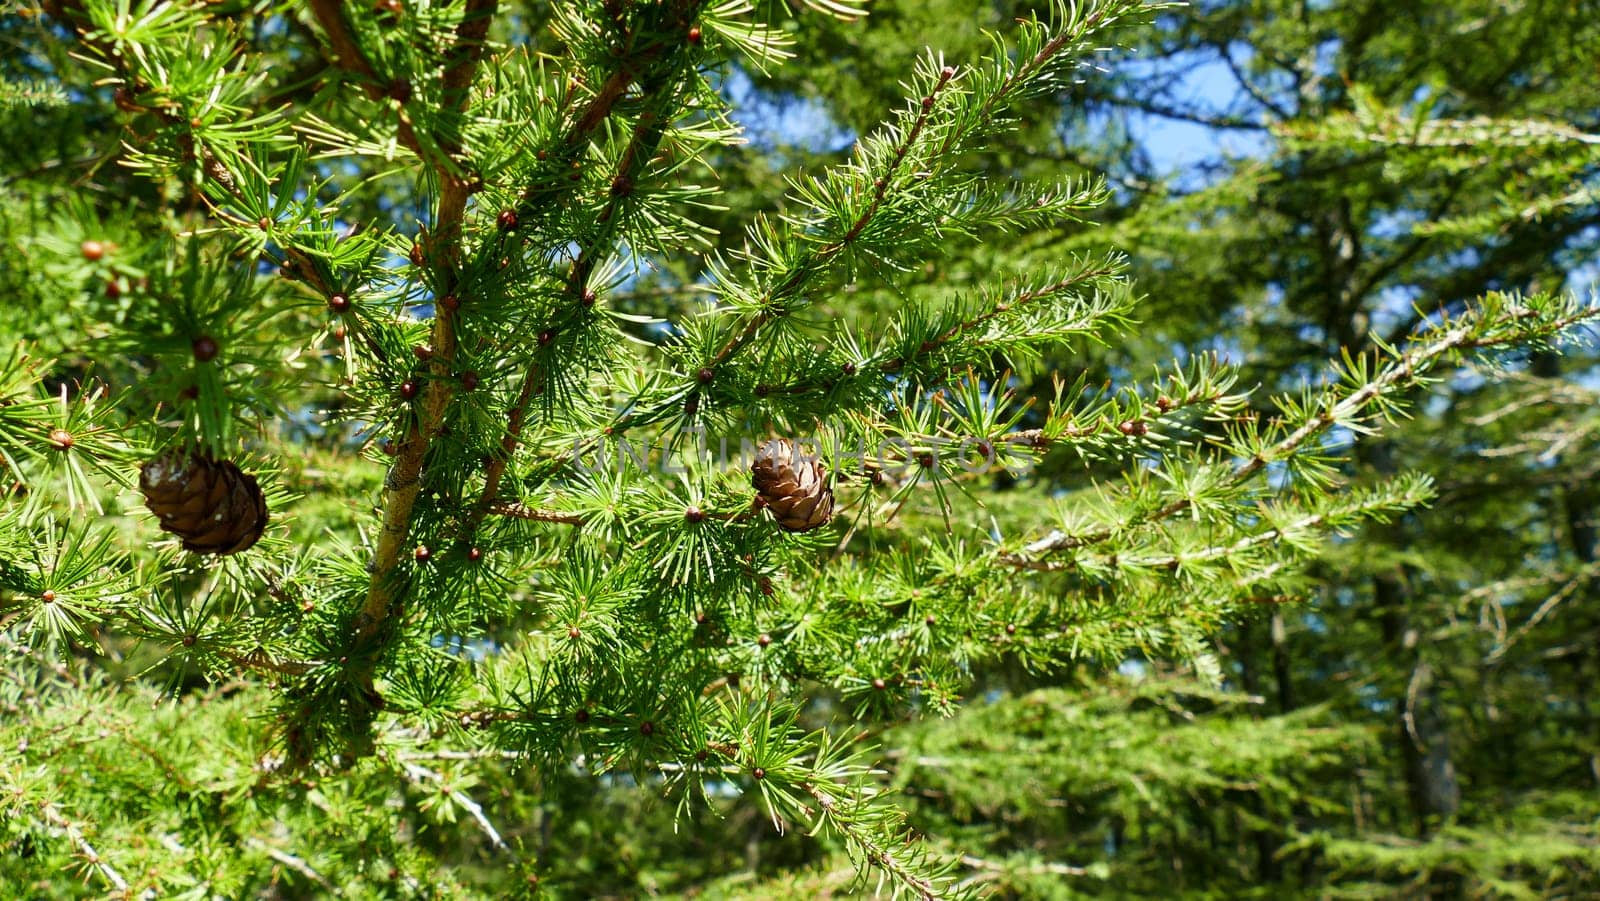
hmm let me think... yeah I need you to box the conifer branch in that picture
[1003,299,1600,564]
[357,0,499,647]
[466,31,700,537]
[246,837,336,893]
[705,67,959,372]
[400,760,522,862]
[487,502,586,525]
[879,266,1124,374]
[306,0,426,159]
[32,797,138,898]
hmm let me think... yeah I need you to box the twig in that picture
[356,0,499,648]
[247,837,338,894]
[1001,308,1599,565]
[705,67,959,372]
[34,799,141,898]
[958,852,1089,879]
[400,761,522,863]
[463,4,706,539]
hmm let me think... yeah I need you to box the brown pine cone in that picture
[751,438,834,532]
[139,451,268,555]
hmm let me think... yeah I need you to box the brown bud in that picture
[328,293,350,313]
[414,545,431,563]
[400,380,420,400]
[460,371,479,392]
[192,336,219,362]
[48,429,73,450]
[80,240,106,261]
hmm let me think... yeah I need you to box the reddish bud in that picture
[41,590,56,603]
[400,380,420,400]
[467,546,483,563]
[460,371,479,392]
[1118,419,1147,437]
[414,545,431,563]
[685,506,706,523]
[192,335,219,362]
[440,293,460,312]
[538,330,554,346]
[639,721,655,737]
[751,767,765,780]
[497,209,519,231]
[328,293,350,313]
[181,634,196,647]
[80,240,106,261]
[574,709,590,724]
[687,24,702,43]
[757,633,771,648]
[871,678,887,690]
[48,429,73,450]
[697,367,714,384]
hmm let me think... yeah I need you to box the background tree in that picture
[1,2,1595,899]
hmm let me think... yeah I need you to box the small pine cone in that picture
[140,452,268,555]
[751,438,834,532]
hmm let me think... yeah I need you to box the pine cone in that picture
[139,452,268,555]
[751,438,834,532]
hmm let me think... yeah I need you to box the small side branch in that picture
[400,761,522,863]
